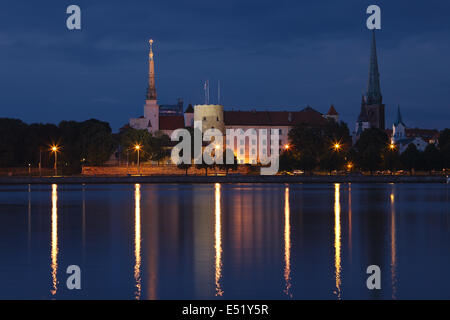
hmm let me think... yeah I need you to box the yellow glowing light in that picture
[389,143,396,150]
[51,184,58,296]
[135,145,141,151]
[333,143,341,151]
[284,187,292,297]
[134,184,142,300]
[51,145,59,152]
[215,144,221,149]
[347,162,353,170]
[390,189,398,299]
[334,183,342,299]
[215,183,224,296]
[284,144,290,150]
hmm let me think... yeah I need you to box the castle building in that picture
[128,39,340,164]
[354,30,386,142]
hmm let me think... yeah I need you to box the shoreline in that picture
[0,175,447,185]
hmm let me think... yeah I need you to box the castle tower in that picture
[144,39,159,133]
[194,104,225,134]
[364,30,385,130]
[324,105,339,122]
[354,95,371,143]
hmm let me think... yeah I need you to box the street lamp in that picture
[284,144,290,150]
[389,143,396,151]
[51,145,59,176]
[135,144,141,175]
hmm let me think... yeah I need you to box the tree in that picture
[382,147,401,172]
[218,148,238,175]
[400,143,422,173]
[289,124,322,171]
[0,118,28,166]
[438,129,450,169]
[119,127,153,163]
[148,131,171,165]
[353,128,389,173]
[78,119,115,166]
[422,144,442,173]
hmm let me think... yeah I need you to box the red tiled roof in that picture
[159,115,185,131]
[224,107,327,127]
[386,128,439,139]
[327,105,338,116]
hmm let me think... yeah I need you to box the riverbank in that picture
[0,175,447,184]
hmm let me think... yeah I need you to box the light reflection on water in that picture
[0,183,449,299]
[333,183,342,299]
[50,184,58,296]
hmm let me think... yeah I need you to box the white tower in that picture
[144,39,159,133]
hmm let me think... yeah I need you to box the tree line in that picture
[281,120,450,174]
[0,118,171,174]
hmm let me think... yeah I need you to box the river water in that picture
[0,183,448,299]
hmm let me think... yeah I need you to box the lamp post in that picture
[51,146,58,176]
[135,145,141,175]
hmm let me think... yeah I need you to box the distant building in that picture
[354,30,386,142]
[387,105,439,153]
[324,105,339,122]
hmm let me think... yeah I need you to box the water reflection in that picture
[50,184,58,296]
[348,184,352,262]
[82,185,86,259]
[390,186,398,299]
[284,187,292,298]
[334,183,342,299]
[214,183,224,296]
[28,184,31,262]
[134,184,142,299]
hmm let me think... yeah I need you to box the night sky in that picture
[1,0,449,131]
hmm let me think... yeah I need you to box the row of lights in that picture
[44,141,397,175]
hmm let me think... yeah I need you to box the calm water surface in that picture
[0,183,449,299]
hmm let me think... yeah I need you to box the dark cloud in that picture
[0,0,449,130]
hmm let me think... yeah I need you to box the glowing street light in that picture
[284,144,290,150]
[347,162,353,171]
[389,143,396,151]
[135,144,141,175]
[50,145,60,176]
[333,143,342,152]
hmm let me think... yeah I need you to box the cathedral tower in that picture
[144,39,159,133]
[364,30,385,130]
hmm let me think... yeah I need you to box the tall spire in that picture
[358,94,368,122]
[146,39,157,100]
[394,105,405,126]
[366,30,382,105]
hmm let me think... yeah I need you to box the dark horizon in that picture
[0,1,449,132]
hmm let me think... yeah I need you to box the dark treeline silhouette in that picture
[0,118,115,173]
[281,120,450,174]
[0,118,170,174]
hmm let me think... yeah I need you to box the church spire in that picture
[366,30,382,105]
[394,105,405,127]
[146,39,157,101]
